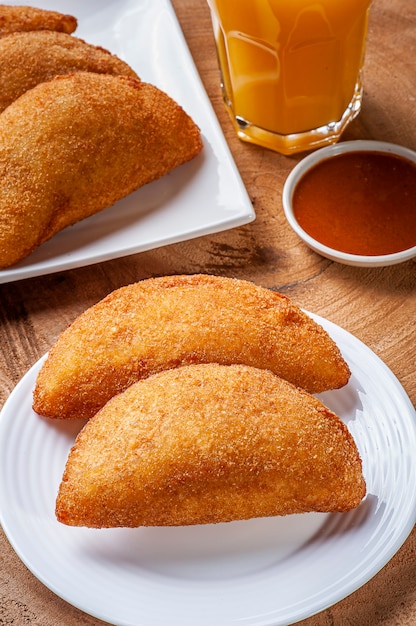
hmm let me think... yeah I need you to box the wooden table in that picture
[0,0,415,624]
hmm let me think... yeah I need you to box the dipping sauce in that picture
[292,151,416,256]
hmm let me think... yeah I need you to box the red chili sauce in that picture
[292,151,416,256]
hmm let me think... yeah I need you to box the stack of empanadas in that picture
[33,275,366,528]
[0,5,203,268]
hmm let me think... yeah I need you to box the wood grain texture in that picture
[0,0,414,624]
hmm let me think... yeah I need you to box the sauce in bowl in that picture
[292,151,416,256]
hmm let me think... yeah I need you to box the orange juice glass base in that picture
[223,78,363,155]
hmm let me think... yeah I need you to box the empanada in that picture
[0,4,77,36]
[0,31,138,112]
[33,274,351,420]
[0,73,202,268]
[56,363,365,527]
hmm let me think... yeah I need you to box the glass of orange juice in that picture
[207,0,372,154]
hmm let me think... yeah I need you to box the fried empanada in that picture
[0,4,77,36]
[0,31,138,112]
[0,73,202,268]
[33,275,351,420]
[56,363,365,528]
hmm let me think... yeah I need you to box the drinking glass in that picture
[207,0,372,154]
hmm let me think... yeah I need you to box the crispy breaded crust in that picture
[56,363,365,527]
[0,5,77,36]
[33,275,351,420]
[0,31,138,112]
[0,73,202,268]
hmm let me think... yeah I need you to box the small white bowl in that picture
[282,140,416,267]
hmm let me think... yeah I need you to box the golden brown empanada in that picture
[56,363,365,527]
[33,275,351,420]
[0,4,77,36]
[0,73,202,268]
[0,30,138,112]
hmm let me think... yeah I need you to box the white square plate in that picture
[0,0,255,284]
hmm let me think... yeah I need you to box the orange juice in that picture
[207,0,372,153]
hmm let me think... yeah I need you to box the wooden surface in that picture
[0,0,415,624]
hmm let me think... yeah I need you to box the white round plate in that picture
[0,314,415,626]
